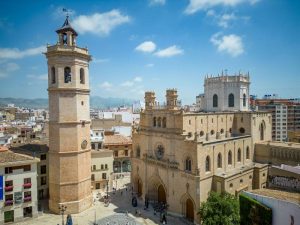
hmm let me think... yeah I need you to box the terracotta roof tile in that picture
[0,150,34,164]
[104,135,132,145]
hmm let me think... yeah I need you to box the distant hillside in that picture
[0,96,136,109]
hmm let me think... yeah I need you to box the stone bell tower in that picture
[45,16,92,214]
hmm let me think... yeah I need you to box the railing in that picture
[4,186,13,192]
[24,196,32,202]
[23,183,32,189]
[5,200,13,206]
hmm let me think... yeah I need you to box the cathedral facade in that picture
[131,75,271,223]
[45,16,92,213]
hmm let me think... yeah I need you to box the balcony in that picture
[24,196,32,202]
[4,200,13,206]
[4,186,13,192]
[23,183,32,189]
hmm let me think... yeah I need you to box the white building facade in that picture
[200,74,250,112]
[0,150,39,224]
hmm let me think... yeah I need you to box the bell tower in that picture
[45,16,92,214]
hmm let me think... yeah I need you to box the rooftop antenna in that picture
[62,8,71,18]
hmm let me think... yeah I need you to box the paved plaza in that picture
[14,176,191,225]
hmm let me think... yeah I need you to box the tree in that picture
[198,192,240,225]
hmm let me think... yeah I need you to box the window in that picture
[220,129,224,134]
[229,183,233,188]
[228,93,234,107]
[240,179,243,183]
[101,164,104,170]
[246,146,250,159]
[243,94,247,107]
[24,178,31,184]
[5,167,12,174]
[157,117,162,127]
[237,148,241,162]
[91,174,95,181]
[153,117,156,127]
[91,143,95,150]
[96,183,100,189]
[114,151,118,157]
[136,146,141,158]
[189,120,191,125]
[105,164,108,169]
[102,173,107,180]
[185,158,192,172]
[40,154,46,160]
[125,150,128,156]
[5,180,13,187]
[41,176,46,185]
[205,156,211,172]
[40,165,46,174]
[162,117,167,128]
[51,67,56,84]
[199,131,204,137]
[64,67,71,83]
[260,122,265,140]
[80,68,85,84]
[229,128,232,133]
[210,130,215,135]
[92,165,96,171]
[228,150,232,165]
[24,165,31,172]
[213,94,218,107]
[217,153,222,168]
[239,127,245,133]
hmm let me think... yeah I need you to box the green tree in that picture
[198,192,240,225]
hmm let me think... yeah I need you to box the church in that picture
[131,74,271,223]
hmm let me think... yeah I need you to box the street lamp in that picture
[106,180,109,198]
[58,204,67,225]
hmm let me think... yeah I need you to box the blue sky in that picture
[0,0,299,104]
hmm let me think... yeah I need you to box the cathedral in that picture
[45,16,92,213]
[131,74,271,223]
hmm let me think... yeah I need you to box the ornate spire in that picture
[56,15,78,36]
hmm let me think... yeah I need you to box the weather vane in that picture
[62,8,71,18]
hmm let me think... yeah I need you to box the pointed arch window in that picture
[246,146,250,159]
[213,94,218,108]
[237,148,241,162]
[51,67,56,84]
[153,117,157,127]
[64,67,71,83]
[260,122,264,140]
[228,150,232,165]
[185,158,192,172]
[243,94,247,107]
[217,153,222,168]
[80,68,85,84]
[228,93,234,107]
[205,156,211,172]
[162,117,167,128]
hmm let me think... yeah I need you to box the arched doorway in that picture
[137,179,142,197]
[157,185,166,203]
[186,198,194,222]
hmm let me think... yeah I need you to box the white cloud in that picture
[121,81,134,87]
[0,62,19,78]
[100,81,113,90]
[146,63,154,67]
[134,76,142,82]
[149,0,166,6]
[73,9,130,36]
[210,33,244,57]
[218,13,237,28]
[0,46,46,59]
[27,73,48,80]
[135,41,156,53]
[185,0,260,14]
[154,45,184,58]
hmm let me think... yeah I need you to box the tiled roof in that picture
[104,135,132,145]
[0,150,34,164]
[248,189,300,204]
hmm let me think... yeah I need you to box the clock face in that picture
[155,145,164,160]
[81,140,88,149]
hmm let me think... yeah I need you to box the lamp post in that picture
[59,204,67,225]
[106,180,109,198]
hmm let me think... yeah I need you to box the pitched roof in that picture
[0,150,35,164]
[56,16,78,36]
[104,135,132,146]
